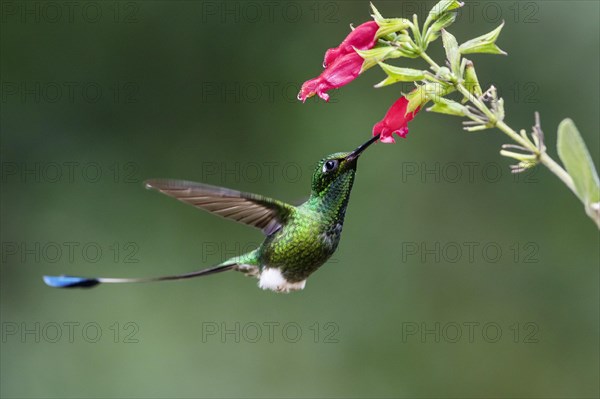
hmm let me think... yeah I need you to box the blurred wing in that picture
[145,179,295,235]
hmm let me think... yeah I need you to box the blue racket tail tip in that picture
[43,275,101,289]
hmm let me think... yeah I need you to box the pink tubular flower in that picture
[372,97,420,143]
[298,21,379,103]
[323,21,379,68]
[298,52,364,102]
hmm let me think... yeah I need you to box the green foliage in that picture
[427,0,464,20]
[374,63,425,87]
[459,22,507,55]
[406,82,455,112]
[355,47,401,72]
[428,96,469,116]
[557,119,600,226]
[368,1,597,228]
[370,3,411,39]
[462,60,483,101]
[441,30,461,76]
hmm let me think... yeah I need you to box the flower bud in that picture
[463,60,483,99]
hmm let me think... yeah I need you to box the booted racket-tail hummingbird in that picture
[43,134,379,293]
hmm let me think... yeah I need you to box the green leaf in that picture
[557,119,600,206]
[427,96,468,116]
[461,42,507,55]
[424,0,462,45]
[431,11,457,32]
[428,0,464,21]
[355,47,401,73]
[441,30,460,75]
[459,22,507,55]
[375,63,426,87]
[370,2,384,21]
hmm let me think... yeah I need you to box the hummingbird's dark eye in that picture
[323,160,339,173]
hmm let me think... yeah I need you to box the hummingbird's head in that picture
[310,135,379,199]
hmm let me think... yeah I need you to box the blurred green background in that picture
[1,1,598,398]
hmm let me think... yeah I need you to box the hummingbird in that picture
[43,134,380,293]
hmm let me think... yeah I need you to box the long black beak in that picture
[346,134,380,162]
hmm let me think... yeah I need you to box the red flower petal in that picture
[298,52,364,103]
[299,21,379,103]
[372,97,420,143]
[323,21,379,68]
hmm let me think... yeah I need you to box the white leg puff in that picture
[258,268,306,293]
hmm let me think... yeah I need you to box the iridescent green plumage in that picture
[43,136,379,293]
[256,152,359,283]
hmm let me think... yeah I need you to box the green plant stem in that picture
[455,85,497,125]
[539,152,578,196]
[418,50,578,197]
[495,120,578,196]
[418,51,441,70]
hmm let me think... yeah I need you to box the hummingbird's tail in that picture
[43,263,237,289]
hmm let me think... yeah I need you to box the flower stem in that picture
[418,51,441,70]
[539,152,578,196]
[418,50,578,198]
[456,85,497,125]
[495,120,577,196]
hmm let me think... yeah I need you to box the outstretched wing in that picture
[145,179,296,235]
